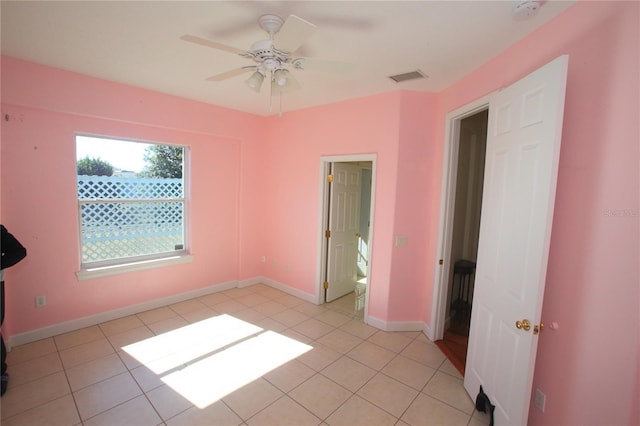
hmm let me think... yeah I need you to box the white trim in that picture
[316,154,377,323]
[430,96,490,342]
[76,254,194,280]
[7,279,236,348]
[258,277,317,304]
[366,315,431,335]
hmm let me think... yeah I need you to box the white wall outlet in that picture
[35,295,46,308]
[534,388,546,412]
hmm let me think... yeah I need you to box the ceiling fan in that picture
[181,14,352,98]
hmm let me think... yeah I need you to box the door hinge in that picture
[323,281,329,289]
[325,229,331,238]
[327,174,333,183]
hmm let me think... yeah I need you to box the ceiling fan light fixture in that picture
[274,69,289,87]
[245,70,265,92]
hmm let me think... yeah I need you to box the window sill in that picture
[76,254,194,281]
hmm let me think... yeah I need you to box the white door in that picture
[464,56,568,425]
[326,162,361,302]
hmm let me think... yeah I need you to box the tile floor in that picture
[1,284,490,426]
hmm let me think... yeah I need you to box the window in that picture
[76,135,188,272]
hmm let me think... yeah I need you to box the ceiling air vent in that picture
[388,70,427,83]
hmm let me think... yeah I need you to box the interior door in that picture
[464,56,568,425]
[326,162,361,302]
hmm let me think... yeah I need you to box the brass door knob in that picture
[533,323,545,335]
[515,319,531,331]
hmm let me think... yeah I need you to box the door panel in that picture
[326,163,361,302]
[464,56,568,425]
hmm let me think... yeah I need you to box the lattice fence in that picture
[78,176,184,264]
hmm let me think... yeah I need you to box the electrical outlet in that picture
[534,388,546,412]
[35,295,46,308]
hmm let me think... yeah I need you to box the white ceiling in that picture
[1,1,575,116]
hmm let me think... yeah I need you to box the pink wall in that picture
[1,58,265,336]
[435,2,639,425]
[1,1,638,423]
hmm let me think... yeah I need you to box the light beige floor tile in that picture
[180,307,219,323]
[321,356,376,392]
[292,302,327,317]
[288,374,352,420]
[83,395,162,426]
[401,393,470,426]
[346,341,395,371]
[59,338,115,369]
[422,371,475,414]
[292,318,335,340]
[247,395,321,426]
[279,328,314,345]
[213,299,250,314]
[324,395,397,426]
[400,339,447,369]
[0,371,70,419]
[131,365,165,392]
[340,320,378,339]
[232,308,267,323]
[367,331,413,353]
[117,350,143,370]
[107,325,155,350]
[0,394,79,426]
[6,338,57,365]
[148,315,190,335]
[147,383,194,420]
[263,359,316,393]
[356,373,418,418]
[8,352,63,387]
[234,293,271,307]
[316,329,363,354]
[166,400,242,426]
[469,409,493,426]
[137,306,178,325]
[223,378,283,420]
[99,315,145,336]
[169,298,209,315]
[381,354,436,391]
[66,352,127,391]
[271,309,310,327]
[198,291,232,307]
[297,344,342,372]
[273,294,306,308]
[314,310,353,328]
[222,287,256,299]
[54,326,105,351]
[439,358,463,379]
[252,300,288,316]
[253,317,288,333]
[73,372,141,420]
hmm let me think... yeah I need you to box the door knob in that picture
[515,319,531,331]
[533,323,544,335]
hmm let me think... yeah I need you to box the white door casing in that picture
[464,56,568,425]
[326,162,361,302]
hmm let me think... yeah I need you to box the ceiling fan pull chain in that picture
[279,92,283,117]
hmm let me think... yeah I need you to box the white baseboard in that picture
[365,315,432,341]
[7,280,238,349]
[7,276,433,349]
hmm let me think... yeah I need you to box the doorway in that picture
[317,155,376,322]
[438,110,488,374]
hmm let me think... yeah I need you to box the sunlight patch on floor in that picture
[122,314,312,408]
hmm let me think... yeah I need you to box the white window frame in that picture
[75,135,192,280]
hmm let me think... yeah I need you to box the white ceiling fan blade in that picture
[180,35,246,55]
[297,58,355,74]
[274,15,317,53]
[206,67,254,82]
